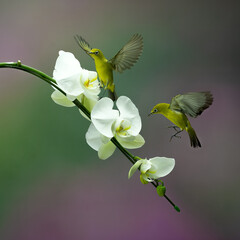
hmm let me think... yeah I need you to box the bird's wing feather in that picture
[170,92,213,118]
[74,35,92,53]
[109,34,143,73]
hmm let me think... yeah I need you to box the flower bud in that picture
[156,185,166,197]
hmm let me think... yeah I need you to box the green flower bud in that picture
[156,185,166,197]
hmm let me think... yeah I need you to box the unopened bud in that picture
[156,185,166,197]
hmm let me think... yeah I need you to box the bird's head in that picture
[148,104,162,116]
[88,48,105,60]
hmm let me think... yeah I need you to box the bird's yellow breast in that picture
[158,103,189,130]
[94,58,113,89]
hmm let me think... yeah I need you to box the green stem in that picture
[0,62,90,119]
[164,194,181,212]
[0,61,179,211]
[0,61,56,85]
[111,137,136,164]
[73,99,91,120]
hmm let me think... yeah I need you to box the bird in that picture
[149,91,213,148]
[74,34,143,101]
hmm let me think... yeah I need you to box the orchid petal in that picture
[98,141,116,160]
[80,69,100,99]
[53,51,81,79]
[116,96,141,136]
[149,157,175,178]
[91,98,119,138]
[56,72,84,97]
[66,93,78,101]
[51,90,75,107]
[141,173,153,182]
[78,94,98,120]
[53,51,84,98]
[101,134,111,144]
[85,123,104,151]
[116,134,145,149]
[140,160,151,173]
[128,160,144,179]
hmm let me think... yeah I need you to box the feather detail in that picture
[109,34,143,73]
[170,91,213,118]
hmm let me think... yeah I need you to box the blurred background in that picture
[0,0,239,239]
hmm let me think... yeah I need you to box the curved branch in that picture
[0,61,179,211]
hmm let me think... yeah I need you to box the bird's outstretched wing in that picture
[109,34,143,73]
[170,92,213,118]
[74,35,92,54]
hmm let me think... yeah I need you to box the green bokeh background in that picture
[0,0,239,239]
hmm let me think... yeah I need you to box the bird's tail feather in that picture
[187,125,201,148]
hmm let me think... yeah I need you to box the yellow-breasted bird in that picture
[149,92,213,148]
[74,34,143,101]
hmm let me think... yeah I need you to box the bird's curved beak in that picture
[88,51,93,54]
[148,112,153,117]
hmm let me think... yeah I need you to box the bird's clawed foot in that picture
[168,126,183,142]
[168,126,180,132]
[169,131,182,142]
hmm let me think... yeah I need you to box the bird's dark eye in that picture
[154,109,158,113]
[95,51,99,55]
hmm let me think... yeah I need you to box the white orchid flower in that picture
[86,123,117,160]
[86,96,145,160]
[128,157,175,184]
[51,50,100,113]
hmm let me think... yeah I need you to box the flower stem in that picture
[0,61,179,211]
[0,61,56,85]
[73,99,91,119]
[111,137,136,164]
[164,194,181,212]
[0,62,90,119]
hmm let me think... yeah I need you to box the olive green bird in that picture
[149,92,213,148]
[74,34,143,101]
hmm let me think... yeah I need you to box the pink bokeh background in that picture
[0,0,239,239]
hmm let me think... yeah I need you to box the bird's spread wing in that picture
[74,35,92,53]
[170,92,213,118]
[109,34,143,73]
